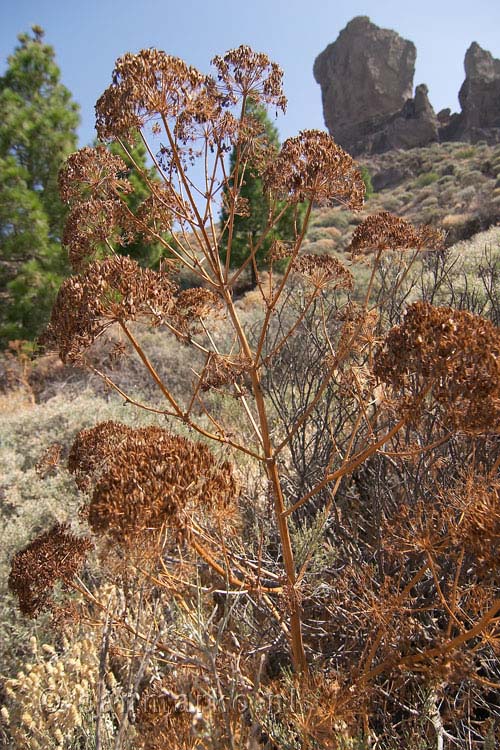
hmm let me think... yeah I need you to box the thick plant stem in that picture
[223,290,308,675]
[266,454,309,675]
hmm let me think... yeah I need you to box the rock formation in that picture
[314,17,500,155]
[314,17,438,155]
[456,43,500,142]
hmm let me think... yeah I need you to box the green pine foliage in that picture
[219,102,306,285]
[108,136,167,267]
[0,26,80,345]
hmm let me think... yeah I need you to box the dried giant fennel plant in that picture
[5,45,500,748]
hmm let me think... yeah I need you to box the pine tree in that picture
[108,135,166,268]
[219,102,305,286]
[0,26,79,344]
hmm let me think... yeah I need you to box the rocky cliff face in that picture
[314,17,500,155]
[457,43,500,140]
[313,16,416,152]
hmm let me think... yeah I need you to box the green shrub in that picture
[312,209,351,230]
[460,169,485,187]
[360,165,374,197]
[415,171,439,188]
[455,147,476,159]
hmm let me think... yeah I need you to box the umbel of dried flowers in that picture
[94,45,287,145]
[95,48,210,142]
[291,254,354,290]
[211,44,287,110]
[347,211,444,256]
[43,256,177,363]
[59,147,134,270]
[263,129,365,207]
[8,524,93,617]
[68,421,238,541]
[375,301,500,433]
[58,145,132,204]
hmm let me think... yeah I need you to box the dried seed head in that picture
[446,474,500,563]
[267,240,293,262]
[291,254,353,290]
[263,130,365,207]
[133,187,176,234]
[237,109,280,167]
[172,288,223,338]
[347,211,444,256]
[201,352,252,391]
[337,304,380,357]
[59,146,132,204]
[174,75,226,144]
[95,49,209,141]
[63,199,125,271]
[383,471,500,586]
[68,420,134,490]
[8,524,92,617]
[375,302,500,433]
[59,147,137,270]
[68,422,238,542]
[35,443,63,479]
[43,256,177,363]
[232,195,251,217]
[212,45,287,112]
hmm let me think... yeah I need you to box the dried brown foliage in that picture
[35,442,63,478]
[135,679,202,750]
[347,210,444,256]
[375,301,500,432]
[212,45,287,111]
[95,49,210,142]
[172,288,223,338]
[62,199,124,270]
[58,145,132,204]
[7,42,500,750]
[201,352,252,391]
[43,256,177,363]
[263,129,365,207]
[8,524,92,617]
[69,422,238,542]
[291,253,354,290]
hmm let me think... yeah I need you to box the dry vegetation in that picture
[1,45,500,750]
[305,140,500,257]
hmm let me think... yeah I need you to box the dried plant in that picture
[375,301,500,432]
[6,43,500,749]
[8,523,92,618]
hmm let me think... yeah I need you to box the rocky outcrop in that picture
[314,17,438,155]
[315,17,500,155]
[313,17,415,149]
[383,84,438,151]
[456,43,500,142]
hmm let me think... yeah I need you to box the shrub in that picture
[460,168,486,187]
[456,147,476,159]
[359,165,374,198]
[5,44,500,749]
[311,208,351,229]
[415,171,439,188]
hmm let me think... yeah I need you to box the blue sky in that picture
[2,0,500,148]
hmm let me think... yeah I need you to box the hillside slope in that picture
[304,140,500,254]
